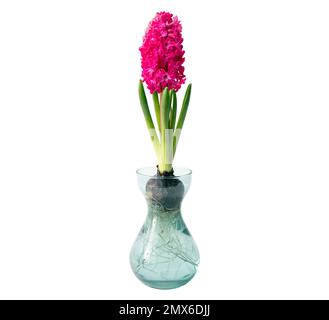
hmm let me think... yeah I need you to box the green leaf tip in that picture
[176,83,192,130]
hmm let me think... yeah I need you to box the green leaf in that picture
[176,84,192,130]
[173,84,192,156]
[138,80,155,130]
[152,92,161,133]
[138,80,160,161]
[169,91,177,130]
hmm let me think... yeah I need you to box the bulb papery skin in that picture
[140,12,186,94]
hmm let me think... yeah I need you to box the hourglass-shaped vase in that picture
[130,167,200,289]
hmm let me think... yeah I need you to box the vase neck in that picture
[147,201,182,216]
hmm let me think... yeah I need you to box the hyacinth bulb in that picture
[140,12,186,94]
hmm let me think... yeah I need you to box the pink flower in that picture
[140,12,186,94]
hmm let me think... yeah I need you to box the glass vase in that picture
[130,167,200,289]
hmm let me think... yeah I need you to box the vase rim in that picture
[136,166,192,178]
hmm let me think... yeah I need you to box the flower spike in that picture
[140,12,186,94]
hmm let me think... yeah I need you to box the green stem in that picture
[159,87,172,173]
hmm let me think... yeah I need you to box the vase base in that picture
[136,274,196,290]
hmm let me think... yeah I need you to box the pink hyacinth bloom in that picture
[140,12,186,94]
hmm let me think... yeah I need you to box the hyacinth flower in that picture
[130,12,199,290]
[138,11,192,175]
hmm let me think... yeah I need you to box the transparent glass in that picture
[130,167,200,289]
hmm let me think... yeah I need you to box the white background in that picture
[0,0,329,299]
